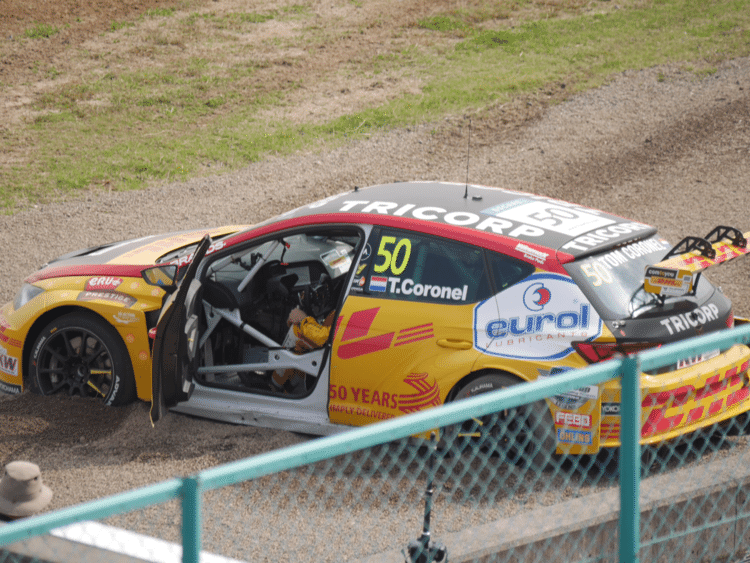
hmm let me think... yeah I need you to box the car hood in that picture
[26,226,247,283]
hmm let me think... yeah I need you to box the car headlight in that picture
[13,283,45,310]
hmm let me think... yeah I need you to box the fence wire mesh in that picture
[2,420,750,563]
[193,407,750,563]
[4,338,750,563]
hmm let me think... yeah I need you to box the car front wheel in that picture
[28,312,136,406]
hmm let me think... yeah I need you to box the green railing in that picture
[2,323,750,563]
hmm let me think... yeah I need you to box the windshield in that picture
[155,233,237,267]
[564,235,716,320]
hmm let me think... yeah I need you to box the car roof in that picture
[273,181,657,262]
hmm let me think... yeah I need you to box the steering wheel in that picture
[303,274,332,317]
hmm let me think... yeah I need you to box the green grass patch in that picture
[418,15,471,35]
[5,0,750,210]
[24,23,59,39]
[145,8,176,18]
[111,21,136,32]
[195,11,276,29]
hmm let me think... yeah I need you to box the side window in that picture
[352,228,492,304]
[204,229,361,344]
[486,251,536,293]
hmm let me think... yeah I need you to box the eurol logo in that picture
[85,276,123,292]
[474,273,603,361]
[523,282,551,311]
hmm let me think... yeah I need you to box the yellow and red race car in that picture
[2,181,749,459]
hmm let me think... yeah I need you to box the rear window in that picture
[563,236,714,319]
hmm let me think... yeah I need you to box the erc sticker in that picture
[85,277,123,292]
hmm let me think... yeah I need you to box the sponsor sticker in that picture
[483,200,614,237]
[562,222,652,253]
[78,291,137,308]
[555,411,593,429]
[677,349,720,369]
[0,380,21,394]
[375,277,468,302]
[321,248,352,276]
[113,311,138,325]
[336,307,434,359]
[644,266,693,296]
[515,243,549,265]
[547,386,598,410]
[336,200,546,238]
[0,345,19,377]
[85,276,123,292]
[600,420,620,439]
[557,428,593,445]
[602,402,621,415]
[474,273,602,361]
[168,240,226,268]
[660,304,720,336]
[328,372,440,416]
[369,276,388,292]
[538,367,599,410]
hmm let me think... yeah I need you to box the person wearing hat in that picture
[0,461,53,521]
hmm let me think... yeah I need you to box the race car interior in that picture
[196,228,362,397]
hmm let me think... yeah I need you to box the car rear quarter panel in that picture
[470,353,602,454]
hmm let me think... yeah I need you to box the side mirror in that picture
[142,265,178,291]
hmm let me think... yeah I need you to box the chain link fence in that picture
[2,325,750,563]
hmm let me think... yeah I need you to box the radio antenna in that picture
[463,117,472,199]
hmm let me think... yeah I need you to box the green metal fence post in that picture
[182,476,202,563]
[619,355,641,563]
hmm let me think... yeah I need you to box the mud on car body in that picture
[2,181,749,459]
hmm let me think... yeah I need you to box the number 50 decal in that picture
[374,236,412,275]
[581,263,613,286]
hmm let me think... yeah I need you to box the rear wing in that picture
[644,226,749,297]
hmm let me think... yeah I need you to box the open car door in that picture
[150,235,212,424]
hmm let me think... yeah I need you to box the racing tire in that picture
[722,412,750,436]
[590,446,661,479]
[28,312,136,406]
[444,372,556,471]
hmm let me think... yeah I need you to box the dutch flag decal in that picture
[369,276,388,292]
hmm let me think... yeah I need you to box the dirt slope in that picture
[0,0,749,519]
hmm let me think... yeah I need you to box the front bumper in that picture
[0,302,24,394]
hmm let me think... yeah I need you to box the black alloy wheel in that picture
[29,313,136,406]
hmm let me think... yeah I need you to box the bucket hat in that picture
[0,461,53,518]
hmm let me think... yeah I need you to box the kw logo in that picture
[336,307,434,359]
[398,372,441,414]
[0,346,18,377]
